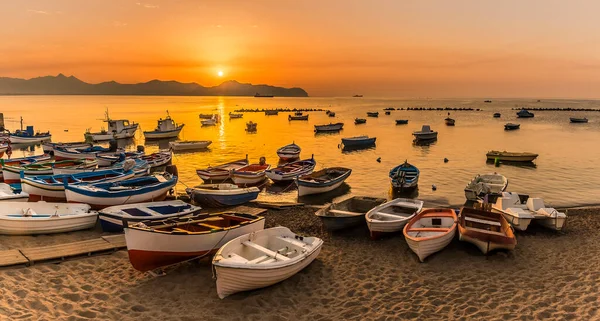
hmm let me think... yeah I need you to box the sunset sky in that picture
[1,1,600,97]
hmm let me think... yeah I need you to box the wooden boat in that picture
[504,123,520,130]
[231,159,271,186]
[493,113,501,118]
[314,123,344,132]
[403,208,457,262]
[389,161,419,189]
[96,151,143,167]
[201,118,217,126]
[65,173,177,209]
[199,114,213,119]
[52,157,145,176]
[140,151,172,169]
[213,227,323,299]
[0,154,52,181]
[276,143,301,161]
[296,167,352,197]
[464,173,508,202]
[288,114,309,121]
[367,112,379,117]
[229,113,243,119]
[484,100,492,103]
[85,109,138,141]
[445,117,456,126]
[246,121,258,132]
[53,145,116,160]
[266,157,316,183]
[143,113,184,139]
[124,212,265,272]
[355,118,367,124]
[169,140,212,151]
[396,119,409,125]
[196,157,249,182]
[0,143,8,158]
[9,119,51,143]
[42,141,91,154]
[186,184,260,207]
[492,192,566,231]
[21,169,134,202]
[385,111,391,115]
[384,107,395,110]
[0,202,97,235]
[365,198,424,238]
[328,112,336,117]
[0,183,29,202]
[341,136,376,147]
[486,151,538,162]
[516,109,534,118]
[264,110,279,115]
[570,117,588,123]
[315,196,386,231]
[2,159,98,183]
[458,207,517,254]
[413,125,438,140]
[99,200,202,232]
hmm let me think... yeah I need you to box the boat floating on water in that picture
[85,109,138,141]
[229,112,243,119]
[570,117,588,123]
[341,136,376,148]
[504,123,520,130]
[296,167,351,197]
[403,208,457,262]
[389,161,419,189]
[516,109,534,118]
[493,113,501,118]
[143,112,184,139]
[491,192,567,231]
[186,184,260,207]
[396,119,409,125]
[315,196,386,231]
[486,150,538,162]
[246,121,258,132]
[412,125,438,141]
[2,159,98,184]
[0,202,97,235]
[367,112,379,117]
[169,140,212,151]
[99,200,202,232]
[445,117,456,126]
[464,173,508,202]
[366,198,424,239]
[314,123,344,132]
[355,118,367,125]
[266,157,316,183]
[276,143,301,161]
[9,118,52,144]
[458,207,517,254]
[288,114,309,121]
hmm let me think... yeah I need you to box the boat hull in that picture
[319,215,365,231]
[143,127,183,139]
[413,133,438,140]
[458,232,516,254]
[486,155,538,162]
[85,126,138,141]
[231,173,267,186]
[405,228,456,262]
[187,188,260,207]
[296,169,351,197]
[9,135,52,144]
[341,137,376,147]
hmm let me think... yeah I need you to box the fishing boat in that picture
[516,109,534,118]
[486,151,538,162]
[493,113,501,118]
[328,112,336,117]
[276,143,301,161]
[229,113,243,119]
[213,227,323,299]
[296,167,351,197]
[366,198,424,239]
[367,112,379,117]
[288,114,309,121]
[0,202,97,235]
[169,140,212,151]
[396,119,409,125]
[385,111,391,115]
[389,161,419,189]
[314,123,344,132]
[64,172,177,209]
[186,184,260,207]
[199,114,214,119]
[504,123,520,130]
[266,157,316,183]
[403,208,458,262]
[570,117,588,123]
[458,207,517,254]
[413,125,438,141]
[464,173,508,202]
[51,157,142,176]
[85,109,138,141]
[492,192,567,231]
[96,151,143,167]
[2,159,98,184]
[246,121,258,132]
[0,154,52,181]
[264,110,279,115]
[53,145,117,160]
[21,169,134,202]
[98,200,202,232]
[0,183,29,202]
[42,141,91,154]
[341,136,376,147]
[484,100,492,103]
[9,117,51,144]
[355,118,367,124]
[196,157,249,182]
[201,118,217,126]
[140,151,172,168]
[124,212,265,272]
[143,112,184,139]
[384,107,395,110]
[315,196,386,231]
[445,117,456,126]
[231,158,270,186]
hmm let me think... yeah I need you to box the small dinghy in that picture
[403,208,457,262]
[412,125,438,141]
[0,202,97,235]
[570,117,588,123]
[314,122,344,132]
[395,119,409,125]
[296,167,352,197]
[0,154,52,181]
[445,117,456,126]
[2,159,97,184]
[265,110,279,115]
[366,198,424,239]
[213,226,323,299]
[229,112,243,119]
[169,140,212,151]
[389,161,419,189]
[458,207,517,254]
[492,192,567,231]
[464,173,508,202]
[266,157,316,183]
[341,136,376,147]
[246,121,258,132]
[288,114,309,121]
[201,118,217,126]
[186,184,260,207]
[493,113,501,118]
[199,114,214,119]
[99,200,202,232]
[231,157,271,186]
[504,123,520,130]
[196,157,249,182]
[140,151,172,168]
[276,143,301,161]
[124,212,265,272]
[65,173,177,209]
[367,112,379,117]
[516,109,534,118]
[486,150,538,162]
[354,118,367,124]
[0,183,29,202]
[315,196,386,231]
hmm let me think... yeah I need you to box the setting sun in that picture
[217,70,223,77]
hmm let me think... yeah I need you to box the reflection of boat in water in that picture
[486,159,537,169]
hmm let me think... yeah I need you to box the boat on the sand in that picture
[365,198,424,239]
[403,208,457,262]
[315,196,386,231]
[458,207,517,254]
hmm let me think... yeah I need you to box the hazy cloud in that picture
[136,2,159,9]
[27,9,49,15]
[113,21,128,28]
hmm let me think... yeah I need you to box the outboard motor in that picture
[122,159,136,172]
[108,139,118,152]
[137,145,145,153]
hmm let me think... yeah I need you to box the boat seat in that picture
[372,212,410,220]
[198,223,222,230]
[464,216,501,227]
[408,227,450,233]
[172,228,189,234]
[258,258,277,264]
[226,253,249,263]
[526,198,545,211]
[242,241,291,261]
[467,226,506,237]
[155,175,167,183]
[328,209,361,216]
[22,208,37,216]
[246,255,271,264]
[275,236,307,248]
[537,208,561,218]
[421,213,455,218]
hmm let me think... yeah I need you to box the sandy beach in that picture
[0,206,598,320]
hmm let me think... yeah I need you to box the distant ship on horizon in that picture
[353,94,363,97]
[254,93,274,98]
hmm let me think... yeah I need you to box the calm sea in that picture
[1,95,599,207]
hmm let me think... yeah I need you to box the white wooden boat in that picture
[53,145,117,161]
[2,159,98,184]
[143,113,184,139]
[0,202,97,235]
[315,196,386,231]
[314,123,344,132]
[231,159,271,186]
[186,184,260,207]
[85,109,138,141]
[201,118,217,126]
[365,198,424,239]
[43,142,91,153]
[266,158,316,183]
[492,192,566,231]
[140,151,172,168]
[9,119,51,143]
[196,157,249,182]
[276,143,301,161]
[0,183,29,202]
[412,125,438,140]
[169,140,212,151]
[458,207,517,254]
[464,173,508,201]
[0,154,52,181]
[213,226,323,299]
[296,167,351,197]
[124,212,265,272]
[99,200,202,232]
[486,151,538,162]
[403,208,457,262]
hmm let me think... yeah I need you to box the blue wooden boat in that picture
[9,119,52,144]
[186,184,260,207]
[341,136,376,147]
[389,161,419,189]
[98,200,201,232]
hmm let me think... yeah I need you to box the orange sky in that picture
[1,1,600,97]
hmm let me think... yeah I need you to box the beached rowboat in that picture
[296,167,351,197]
[140,151,172,168]
[314,123,344,132]
[0,154,52,181]
[366,198,424,239]
[186,184,260,207]
[403,208,457,262]
[196,157,249,182]
[315,196,386,231]
[266,157,316,183]
[2,159,98,184]
[99,200,202,232]
[0,202,97,235]
[231,160,271,186]
[458,207,517,254]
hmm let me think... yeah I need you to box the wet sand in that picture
[0,206,598,320]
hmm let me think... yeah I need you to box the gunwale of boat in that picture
[126,212,264,236]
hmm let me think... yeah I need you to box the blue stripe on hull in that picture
[190,191,259,207]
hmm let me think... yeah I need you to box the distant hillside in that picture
[0,74,309,97]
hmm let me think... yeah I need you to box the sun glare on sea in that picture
[217,70,224,77]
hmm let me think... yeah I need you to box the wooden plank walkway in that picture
[0,249,29,267]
